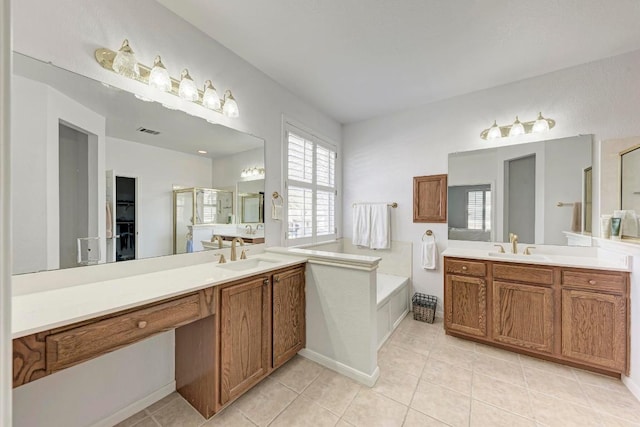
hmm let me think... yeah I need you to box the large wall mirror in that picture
[12,52,265,274]
[621,145,640,212]
[448,135,592,245]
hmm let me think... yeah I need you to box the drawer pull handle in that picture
[588,279,597,285]
[462,266,468,271]
[137,321,148,329]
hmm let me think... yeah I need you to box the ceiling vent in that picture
[137,127,160,135]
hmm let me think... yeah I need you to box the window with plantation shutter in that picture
[467,189,491,231]
[284,123,338,245]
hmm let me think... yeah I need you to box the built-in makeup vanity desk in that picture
[442,246,631,376]
[12,253,306,419]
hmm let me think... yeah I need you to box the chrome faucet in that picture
[256,224,264,231]
[231,237,245,261]
[509,233,518,254]
[211,235,223,249]
[245,224,254,235]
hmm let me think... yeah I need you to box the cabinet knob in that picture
[274,275,280,282]
[462,266,468,271]
[588,279,597,285]
[137,320,148,329]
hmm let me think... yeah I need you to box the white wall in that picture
[10,1,341,425]
[106,137,213,259]
[212,147,264,190]
[343,48,640,398]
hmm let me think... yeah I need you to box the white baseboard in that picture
[623,375,640,402]
[298,349,380,387]
[90,381,176,427]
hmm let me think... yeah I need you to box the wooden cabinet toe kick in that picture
[13,288,216,388]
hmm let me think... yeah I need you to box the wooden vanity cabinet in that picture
[492,264,554,353]
[272,266,306,369]
[444,259,487,337]
[444,257,630,376]
[218,275,272,406]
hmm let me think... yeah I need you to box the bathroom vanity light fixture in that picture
[480,112,555,140]
[95,39,239,118]
[240,167,265,179]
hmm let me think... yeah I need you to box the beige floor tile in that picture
[397,315,441,338]
[201,406,255,426]
[270,355,325,393]
[523,367,588,405]
[146,392,181,414]
[387,330,434,357]
[372,366,420,405]
[474,343,520,364]
[342,388,408,427]
[582,383,640,423]
[114,410,149,427]
[433,333,476,352]
[529,391,602,427]
[335,420,355,427]
[302,369,362,416]
[473,354,525,387]
[471,372,532,418]
[421,358,472,395]
[126,417,160,427]
[470,400,535,427]
[402,409,449,427]
[378,343,428,377]
[411,381,470,427]
[519,354,575,379]
[597,413,640,427]
[429,343,476,370]
[234,377,298,426]
[270,395,339,427]
[572,368,628,391]
[152,397,205,427]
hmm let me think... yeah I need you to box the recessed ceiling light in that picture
[198,150,207,154]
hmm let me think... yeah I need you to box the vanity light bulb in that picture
[508,116,525,137]
[202,80,221,110]
[532,112,550,133]
[149,56,171,92]
[487,121,502,139]
[222,90,239,118]
[178,69,199,102]
[112,39,140,79]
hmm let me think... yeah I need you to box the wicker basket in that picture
[412,293,437,324]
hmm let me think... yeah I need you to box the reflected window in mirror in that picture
[448,184,492,242]
[621,145,640,212]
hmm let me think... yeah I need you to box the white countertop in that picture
[12,253,305,339]
[442,247,631,271]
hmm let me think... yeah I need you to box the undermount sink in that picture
[217,257,280,271]
[487,252,550,262]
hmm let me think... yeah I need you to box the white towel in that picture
[370,204,390,249]
[422,240,437,270]
[352,204,371,247]
[105,202,113,239]
[272,202,283,221]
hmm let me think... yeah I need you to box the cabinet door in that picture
[561,289,627,372]
[445,274,487,337]
[493,281,553,353]
[219,276,271,406]
[272,267,306,369]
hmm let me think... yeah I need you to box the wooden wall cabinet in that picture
[413,174,447,223]
[444,257,630,376]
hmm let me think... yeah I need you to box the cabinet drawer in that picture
[493,264,554,286]
[46,293,203,373]
[561,269,627,294]
[446,259,486,277]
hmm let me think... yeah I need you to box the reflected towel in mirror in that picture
[571,202,582,232]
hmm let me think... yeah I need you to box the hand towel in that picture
[352,203,371,247]
[571,202,582,232]
[369,203,390,249]
[421,240,437,270]
[106,202,113,238]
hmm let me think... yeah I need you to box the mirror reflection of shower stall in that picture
[173,187,233,254]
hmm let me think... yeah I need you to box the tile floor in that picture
[117,315,640,427]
